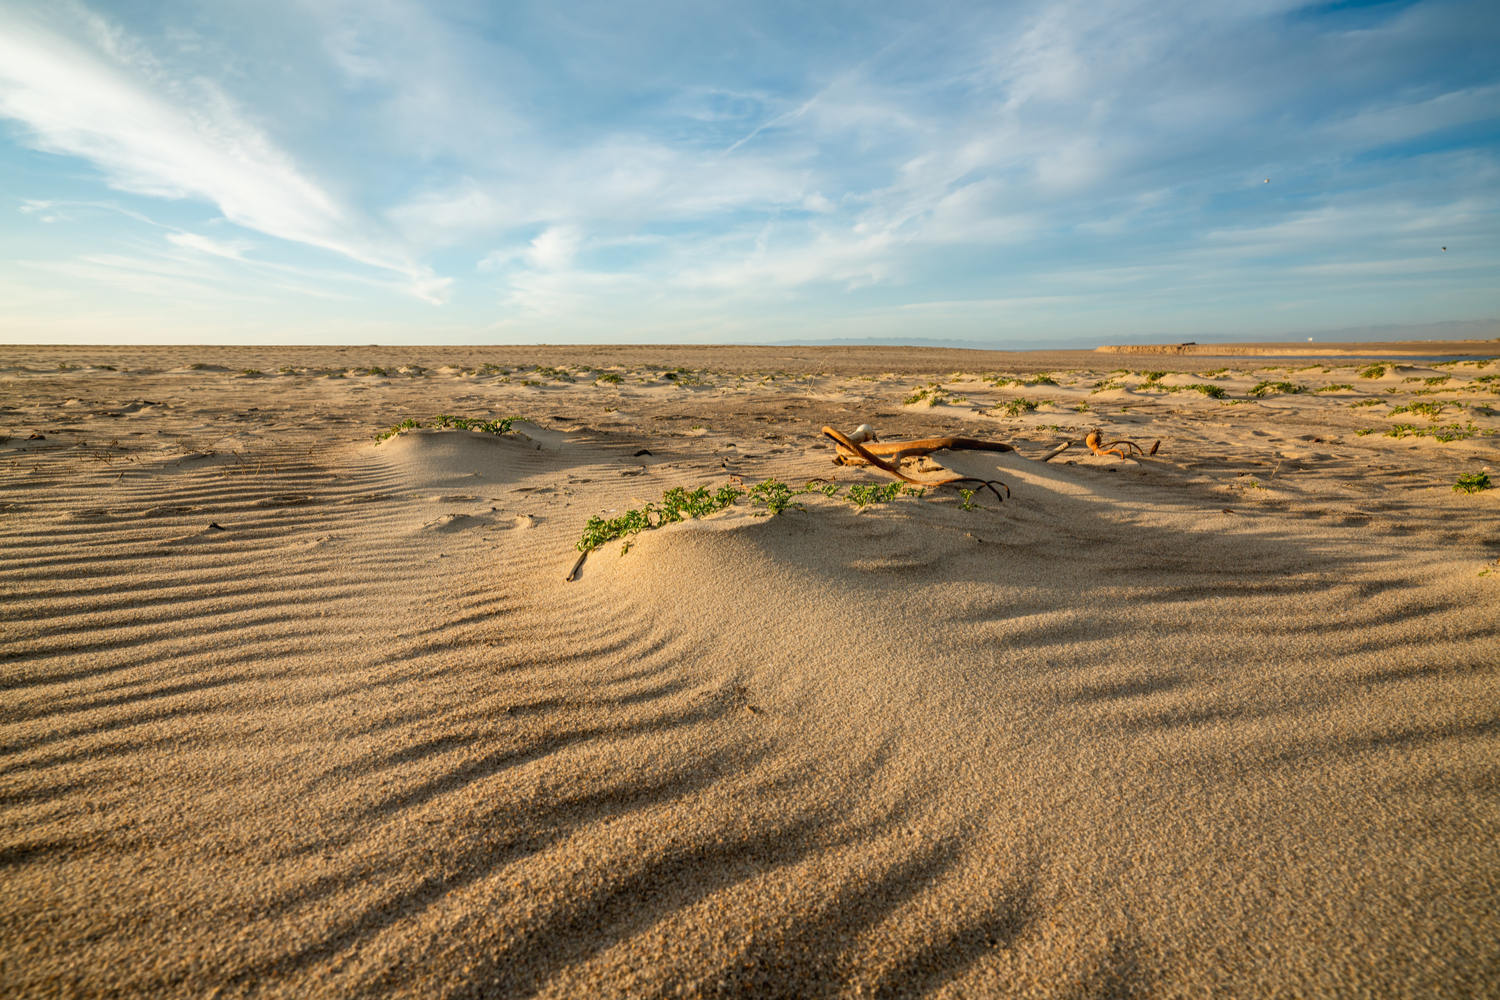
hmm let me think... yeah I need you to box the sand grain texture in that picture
[3,346,1498,998]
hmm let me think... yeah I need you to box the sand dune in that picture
[3,346,1498,997]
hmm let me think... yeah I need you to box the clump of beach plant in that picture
[1028,373,1059,386]
[1453,472,1491,494]
[367,367,388,377]
[1317,384,1354,393]
[240,369,263,377]
[997,397,1044,416]
[1202,368,1228,377]
[846,482,924,509]
[1358,364,1387,379]
[1385,421,1488,442]
[1177,384,1227,398]
[1388,401,1446,420]
[1249,381,1304,397]
[374,413,529,442]
[1424,376,1450,386]
[1350,399,1382,407]
[596,372,622,384]
[577,484,744,554]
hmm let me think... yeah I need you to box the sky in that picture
[0,0,1496,346]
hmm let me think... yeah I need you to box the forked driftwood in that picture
[1085,428,1160,459]
[822,426,1012,502]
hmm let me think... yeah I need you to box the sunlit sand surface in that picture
[4,345,1498,997]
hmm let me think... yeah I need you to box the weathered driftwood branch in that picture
[1041,440,1074,462]
[822,426,1011,503]
[1085,429,1160,459]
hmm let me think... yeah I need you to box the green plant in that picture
[997,397,1041,416]
[1424,376,1450,386]
[1317,384,1354,393]
[1090,380,1124,394]
[846,482,923,509]
[367,367,387,377]
[1356,429,1374,436]
[748,479,801,515]
[1350,399,1382,407]
[1453,472,1491,495]
[958,488,979,511]
[1384,421,1488,442]
[1203,368,1228,377]
[1388,401,1446,420]
[1073,403,1090,412]
[1028,374,1058,386]
[1142,371,1168,382]
[1249,381,1303,397]
[596,372,622,384]
[576,484,743,554]
[476,363,507,376]
[376,414,530,442]
[1401,376,1423,384]
[1357,365,1387,379]
[375,418,423,442]
[1178,384,1227,398]
[241,369,262,376]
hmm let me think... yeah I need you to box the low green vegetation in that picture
[1317,383,1354,393]
[1350,399,1382,407]
[577,484,744,554]
[1358,364,1387,379]
[996,397,1047,416]
[1176,384,1227,398]
[1385,421,1490,442]
[596,372,622,384]
[1453,472,1491,494]
[1424,376,1450,385]
[1388,401,1446,420]
[374,413,529,442]
[846,482,924,508]
[1202,368,1228,377]
[1249,381,1304,397]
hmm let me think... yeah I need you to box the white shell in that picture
[848,424,876,443]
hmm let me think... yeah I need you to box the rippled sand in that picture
[4,345,1498,997]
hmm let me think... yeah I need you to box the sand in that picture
[3,345,1498,998]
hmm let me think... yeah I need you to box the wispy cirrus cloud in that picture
[0,1,450,302]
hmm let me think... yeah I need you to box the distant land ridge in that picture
[1097,340,1500,357]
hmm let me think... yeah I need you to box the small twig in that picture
[565,550,588,582]
[1042,440,1074,462]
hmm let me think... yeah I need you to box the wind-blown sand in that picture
[4,345,1498,998]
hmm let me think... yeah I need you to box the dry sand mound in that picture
[2,346,1497,998]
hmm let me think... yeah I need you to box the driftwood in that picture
[1085,429,1160,459]
[822,426,1011,503]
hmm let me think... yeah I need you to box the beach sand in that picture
[3,345,1498,998]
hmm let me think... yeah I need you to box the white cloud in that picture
[166,231,250,260]
[525,225,582,269]
[0,3,449,302]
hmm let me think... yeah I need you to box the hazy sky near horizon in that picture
[1,0,1496,345]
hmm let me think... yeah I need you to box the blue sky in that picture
[1,0,1496,345]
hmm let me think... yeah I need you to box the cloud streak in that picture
[0,2,449,302]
